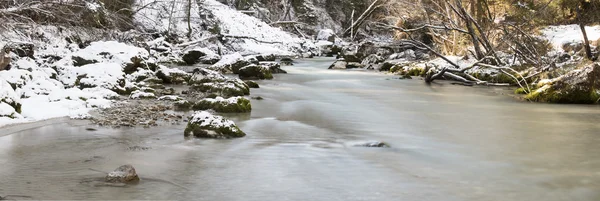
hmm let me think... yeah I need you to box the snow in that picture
[201,0,311,55]
[189,111,238,131]
[542,25,600,50]
[202,96,241,104]
[158,95,182,101]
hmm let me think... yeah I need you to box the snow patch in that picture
[542,25,600,50]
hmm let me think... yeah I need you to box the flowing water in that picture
[1,58,600,201]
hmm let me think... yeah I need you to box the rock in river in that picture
[238,64,273,80]
[526,62,600,104]
[193,96,252,113]
[184,111,246,138]
[105,165,140,183]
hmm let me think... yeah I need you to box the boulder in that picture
[238,64,273,80]
[329,60,347,69]
[346,62,364,69]
[244,80,260,88]
[526,62,600,104]
[343,53,362,63]
[361,54,384,69]
[174,100,193,111]
[181,49,206,65]
[184,111,246,138]
[192,96,252,113]
[181,47,221,65]
[210,53,250,74]
[256,54,276,61]
[280,57,294,66]
[155,65,191,84]
[190,80,250,98]
[317,29,336,42]
[188,68,227,84]
[72,56,98,67]
[260,62,287,74]
[105,165,140,183]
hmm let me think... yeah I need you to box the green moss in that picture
[514,87,527,94]
[192,97,252,113]
[526,86,600,104]
[244,80,260,88]
[174,100,192,111]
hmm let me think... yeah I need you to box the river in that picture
[1,57,600,200]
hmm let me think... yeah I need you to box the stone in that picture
[238,64,273,80]
[184,111,246,138]
[328,60,347,69]
[244,80,260,88]
[11,43,35,58]
[105,165,140,183]
[280,57,294,66]
[188,68,227,84]
[260,62,287,74]
[343,53,361,63]
[190,80,250,98]
[182,50,207,65]
[192,96,252,113]
[72,56,98,67]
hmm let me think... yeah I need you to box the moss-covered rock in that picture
[155,65,191,84]
[184,111,246,138]
[238,64,273,80]
[190,80,250,98]
[193,96,252,113]
[174,100,193,111]
[260,62,287,74]
[244,80,260,88]
[526,63,600,104]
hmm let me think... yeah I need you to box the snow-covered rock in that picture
[156,65,191,84]
[189,68,227,84]
[193,96,251,113]
[209,53,251,73]
[190,80,250,98]
[184,111,246,138]
[129,90,156,99]
[317,29,336,42]
[0,79,22,119]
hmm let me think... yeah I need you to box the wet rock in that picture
[526,62,600,104]
[174,100,193,111]
[190,80,250,98]
[260,62,287,74]
[188,68,226,84]
[184,111,246,138]
[352,141,390,148]
[155,65,191,84]
[192,96,251,113]
[280,57,294,66]
[238,64,273,80]
[105,165,140,183]
[329,60,347,69]
[346,62,364,69]
[244,80,260,88]
[251,96,263,100]
[256,54,276,61]
[182,49,207,65]
[343,53,361,63]
[361,54,385,69]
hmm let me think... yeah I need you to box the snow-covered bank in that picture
[542,25,600,50]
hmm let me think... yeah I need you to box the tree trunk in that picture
[187,0,192,38]
[577,1,593,60]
